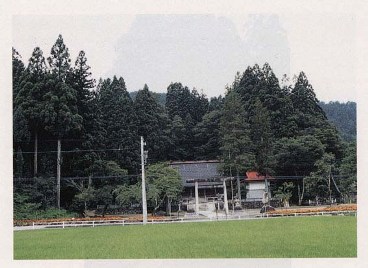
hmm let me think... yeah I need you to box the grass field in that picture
[14,216,356,259]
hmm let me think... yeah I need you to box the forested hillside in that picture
[319,101,356,141]
[12,35,356,218]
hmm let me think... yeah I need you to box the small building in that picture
[169,160,233,214]
[169,160,223,199]
[245,171,273,202]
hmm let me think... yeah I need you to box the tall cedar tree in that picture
[12,48,29,177]
[220,90,255,175]
[134,84,170,163]
[66,51,100,176]
[15,47,48,176]
[291,72,344,159]
[249,98,275,175]
[98,76,139,172]
[165,82,209,160]
[44,35,82,139]
[193,109,222,160]
[47,34,71,82]
[168,115,187,160]
[166,82,192,120]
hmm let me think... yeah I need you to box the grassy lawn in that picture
[14,216,356,259]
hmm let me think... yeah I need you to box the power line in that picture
[19,148,125,154]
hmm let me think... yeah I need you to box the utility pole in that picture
[141,136,148,225]
[230,178,234,212]
[223,179,229,215]
[328,165,332,205]
[57,139,61,209]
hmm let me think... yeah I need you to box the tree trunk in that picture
[33,131,38,177]
[166,197,172,216]
[57,139,61,209]
[297,178,305,206]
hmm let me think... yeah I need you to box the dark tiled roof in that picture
[169,161,222,187]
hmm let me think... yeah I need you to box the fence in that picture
[14,209,356,231]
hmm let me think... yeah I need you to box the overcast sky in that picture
[13,13,356,102]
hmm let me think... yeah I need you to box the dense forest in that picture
[13,35,357,219]
[319,101,356,141]
[129,93,357,142]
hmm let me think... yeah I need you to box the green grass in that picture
[14,216,356,259]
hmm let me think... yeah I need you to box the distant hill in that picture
[319,101,356,141]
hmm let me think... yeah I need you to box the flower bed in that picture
[267,204,357,215]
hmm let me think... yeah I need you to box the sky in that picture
[13,13,356,102]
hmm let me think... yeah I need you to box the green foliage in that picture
[134,84,170,162]
[72,184,96,211]
[98,76,139,171]
[249,98,275,175]
[47,34,71,81]
[319,101,356,141]
[113,183,141,207]
[114,163,182,214]
[274,135,325,176]
[219,90,255,174]
[337,142,357,202]
[14,192,76,220]
[193,109,222,160]
[42,75,83,138]
[304,153,335,201]
[274,182,294,207]
[146,163,182,201]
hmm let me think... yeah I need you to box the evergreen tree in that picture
[12,48,25,101]
[219,90,255,175]
[15,47,49,176]
[41,74,83,138]
[291,72,344,159]
[274,135,325,176]
[166,82,192,120]
[168,115,187,160]
[47,34,71,82]
[190,88,209,122]
[98,76,139,171]
[249,98,275,175]
[193,109,222,160]
[71,50,95,125]
[44,34,82,139]
[63,51,99,177]
[290,71,326,132]
[134,84,170,163]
